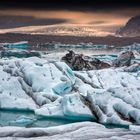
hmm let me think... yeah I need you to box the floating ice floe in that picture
[9,116,36,127]
[0,41,28,49]
[0,50,41,58]
[117,43,140,53]
[62,50,111,70]
[62,50,139,71]
[40,42,110,49]
[113,51,135,67]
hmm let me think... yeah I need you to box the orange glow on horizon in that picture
[0,8,139,36]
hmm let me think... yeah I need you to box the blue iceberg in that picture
[52,62,76,95]
[9,115,36,127]
[2,41,28,49]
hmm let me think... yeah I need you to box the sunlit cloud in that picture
[0,8,139,36]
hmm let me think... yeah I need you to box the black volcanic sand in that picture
[0,33,140,48]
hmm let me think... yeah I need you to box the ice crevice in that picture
[74,68,140,125]
[2,61,40,107]
[74,72,100,89]
[18,78,40,107]
[79,94,99,121]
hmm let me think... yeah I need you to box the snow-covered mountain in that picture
[117,16,140,37]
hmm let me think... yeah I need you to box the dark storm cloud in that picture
[0,15,67,29]
[0,0,140,10]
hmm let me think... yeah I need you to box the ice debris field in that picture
[0,43,140,139]
[0,56,140,122]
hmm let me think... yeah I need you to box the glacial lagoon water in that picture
[0,110,83,128]
[0,110,129,129]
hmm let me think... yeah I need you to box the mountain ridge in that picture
[117,15,140,37]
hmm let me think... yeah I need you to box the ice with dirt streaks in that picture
[0,57,140,126]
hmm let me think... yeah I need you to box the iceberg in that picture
[117,43,140,53]
[40,42,110,49]
[1,41,28,49]
[0,56,140,126]
[113,51,135,67]
[0,50,41,58]
[62,50,110,70]
[9,116,36,127]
